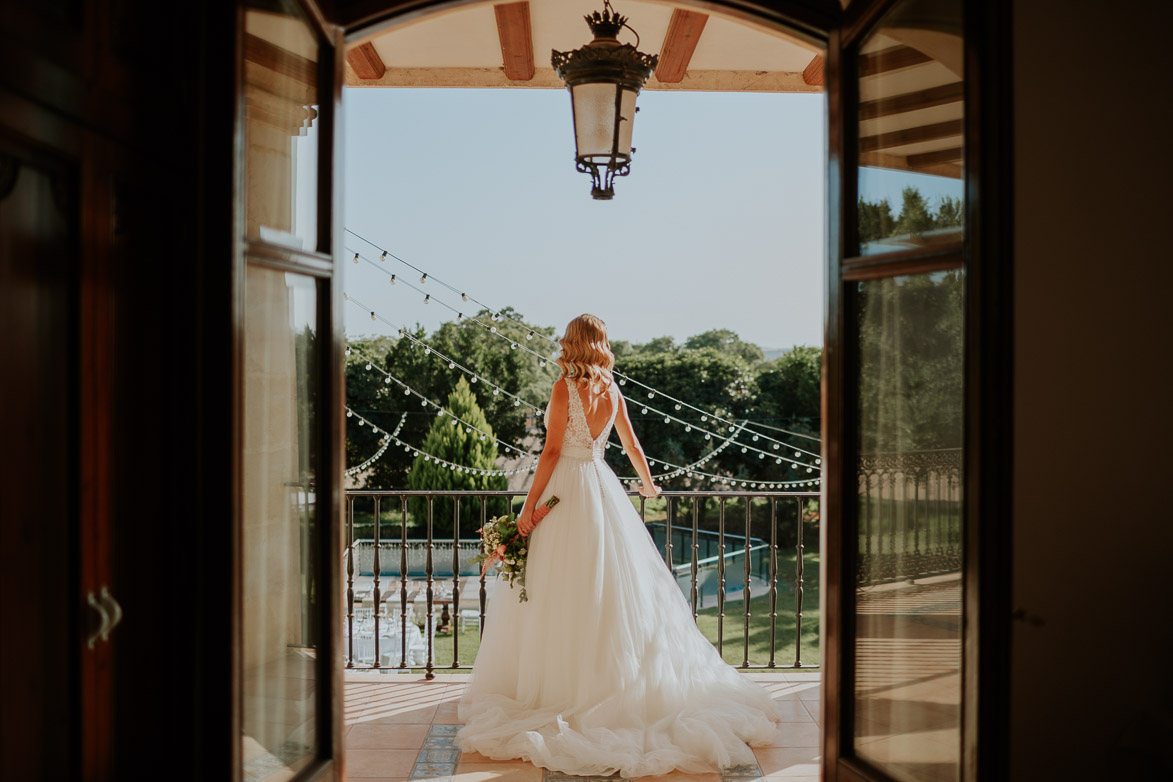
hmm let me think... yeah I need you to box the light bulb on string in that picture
[420,399,426,407]
[403,388,410,396]
[539,360,546,367]
[424,294,430,304]
[470,376,477,383]
[448,361,455,369]
[511,343,518,350]
[420,273,427,283]
[773,443,780,450]
[641,407,647,414]
[674,404,681,410]
[353,253,359,263]
[795,451,801,457]
[346,410,353,417]
[685,425,692,432]
[490,326,497,333]
[619,379,626,386]
[701,416,708,422]
[345,347,351,356]
[527,330,534,340]
[380,251,387,262]
[384,377,391,384]
[461,293,468,302]
[370,312,376,321]
[390,275,396,285]
[752,435,759,442]
[457,313,463,321]
[663,417,670,423]
[365,362,372,370]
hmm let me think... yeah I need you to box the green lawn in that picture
[694,550,821,669]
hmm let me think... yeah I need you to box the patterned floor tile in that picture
[720,762,764,778]
[412,761,457,779]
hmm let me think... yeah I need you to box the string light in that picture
[345,293,820,471]
[342,255,824,478]
[344,410,407,477]
[347,346,534,458]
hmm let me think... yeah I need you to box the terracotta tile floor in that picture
[343,672,822,782]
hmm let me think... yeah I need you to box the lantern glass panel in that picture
[571,82,621,159]
[616,88,637,158]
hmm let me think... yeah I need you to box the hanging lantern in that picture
[552,1,658,200]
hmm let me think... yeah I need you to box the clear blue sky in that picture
[342,87,961,351]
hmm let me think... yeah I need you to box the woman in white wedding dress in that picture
[457,314,780,777]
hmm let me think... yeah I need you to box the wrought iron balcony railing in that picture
[856,449,963,586]
[344,489,820,679]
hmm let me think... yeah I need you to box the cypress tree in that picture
[407,376,508,535]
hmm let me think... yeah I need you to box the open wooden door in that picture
[822,0,1011,780]
[233,0,348,779]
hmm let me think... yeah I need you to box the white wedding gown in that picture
[457,379,780,777]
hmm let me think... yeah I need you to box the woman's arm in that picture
[612,387,661,498]
[517,379,568,536]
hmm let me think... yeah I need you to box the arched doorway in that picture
[231,0,1007,780]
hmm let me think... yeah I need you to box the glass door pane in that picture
[242,266,322,779]
[856,0,964,257]
[243,0,322,252]
[852,270,964,782]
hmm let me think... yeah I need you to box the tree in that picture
[407,376,507,535]
[893,186,936,238]
[610,347,755,489]
[857,271,963,453]
[754,346,821,429]
[684,329,764,365]
[858,198,895,245]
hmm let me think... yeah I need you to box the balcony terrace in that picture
[341,670,823,782]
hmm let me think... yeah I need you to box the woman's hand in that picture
[516,507,536,536]
[638,483,662,499]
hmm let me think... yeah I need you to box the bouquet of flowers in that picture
[472,496,560,603]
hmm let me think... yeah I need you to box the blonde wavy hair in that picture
[556,314,615,393]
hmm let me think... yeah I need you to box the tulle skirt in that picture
[456,454,780,777]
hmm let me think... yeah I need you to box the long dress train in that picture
[456,378,780,777]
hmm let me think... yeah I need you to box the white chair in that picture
[458,609,481,633]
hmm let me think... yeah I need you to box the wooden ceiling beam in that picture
[244,33,317,86]
[907,147,964,169]
[802,55,824,87]
[654,10,709,84]
[494,2,535,81]
[347,42,386,81]
[860,119,963,153]
[858,45,933,78]
[859,82,963,121]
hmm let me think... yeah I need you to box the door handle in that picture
[85,591,110,649]
[84,586,124,649]
[99,587,123,640]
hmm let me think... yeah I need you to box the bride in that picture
[457,314,780,777]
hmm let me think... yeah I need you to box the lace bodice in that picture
[545,378,618,457]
